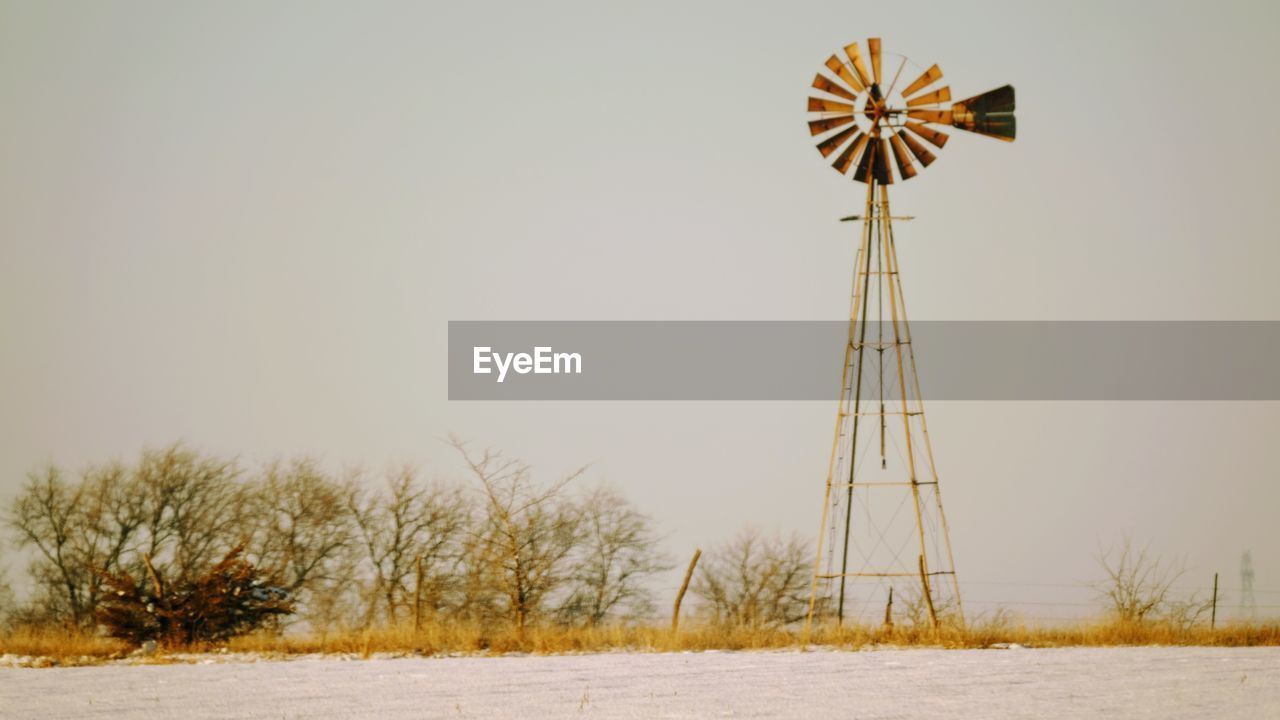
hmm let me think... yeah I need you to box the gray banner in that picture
[447,321,1280,400]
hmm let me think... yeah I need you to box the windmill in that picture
[803,38,1015,629]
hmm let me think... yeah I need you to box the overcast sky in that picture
[1,0,1278,619]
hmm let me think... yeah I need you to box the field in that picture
[2,646,1278,719]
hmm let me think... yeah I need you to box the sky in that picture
[1,0,1278,620]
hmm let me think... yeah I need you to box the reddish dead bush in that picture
[96,547,294,646]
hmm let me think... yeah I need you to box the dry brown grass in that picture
[4,619,1278,665]
[0,628,128,664]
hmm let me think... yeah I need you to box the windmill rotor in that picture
[807,37,1016,183]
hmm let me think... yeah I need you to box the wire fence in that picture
[655,577,1280,623]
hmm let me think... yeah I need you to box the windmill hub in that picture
[864,97,885,124]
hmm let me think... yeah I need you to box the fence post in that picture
[1210,572,1218,631]
[672,548,702,632]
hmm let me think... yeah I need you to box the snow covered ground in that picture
[2,646,1277,719]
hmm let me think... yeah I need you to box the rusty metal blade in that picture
[832,132,867,175]
[900,64,942,99]
[907,109,952,124]
[905,86,951,107]
[872,137,893,184]
[812,73,858,102]
[958,113,1015,141]
[897,129,936,166]
[843,42,872,89]
[816,124,859,158]
[808,115,856,136]
[852,135,876,183]
[889,133,918,179]
[825,55,865,94]
[954,84,1015,114]
[868,38,882,86]
[808,97,856,114]
[905,121,949,148]
[950,84,1016,141]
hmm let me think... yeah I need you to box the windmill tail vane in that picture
[802,38,1015,630]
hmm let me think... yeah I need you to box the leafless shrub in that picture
[0,562,15,632]
[1164,593,1216,631]
[691,526,810,628]
[129,446,244,584]
[452,438,584,630]
[557,486,670,625]
[893,581,960,628]
[241,459,358,630]
[8,465,93,627]
[1095,535,1207,626]
[348,467,469,626]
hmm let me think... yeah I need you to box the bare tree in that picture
[452,438,584,630]
[7,462,149,628]
[0,558,17,631]
[8,465,92,627]
[1095,535,1185,624]
[348,467,469,626]
[448,523,503,624]
[242,459,357,629]
[691,526,810,628]
[130,445,244,583]
[557,486,669,625]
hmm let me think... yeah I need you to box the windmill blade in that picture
[900,64,943,99]
[832,132,867,175]
[905,121,949,148]
[905,86,951,107]
[852,136,877,183]
[808,97,856,114]
[889,134,918,180]
[897,129,936,166]
[872,137,893,184]
[907,109,952,124]
[825,54,865,94]
[808,115,856,136]
[843,42,872,89]
[812,73,858,102]
[868,38,883,86]
[816,125,860,158]
[951,84,1016,141]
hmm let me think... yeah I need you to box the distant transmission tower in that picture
[1240,551,1256,619]
[802,37,1015,629]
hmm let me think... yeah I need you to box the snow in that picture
[2,647,1277,719]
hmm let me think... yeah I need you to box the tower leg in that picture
[806,177,877,631]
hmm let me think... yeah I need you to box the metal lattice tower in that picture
[802,38,1015,629]
[1240,551,1257,619]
